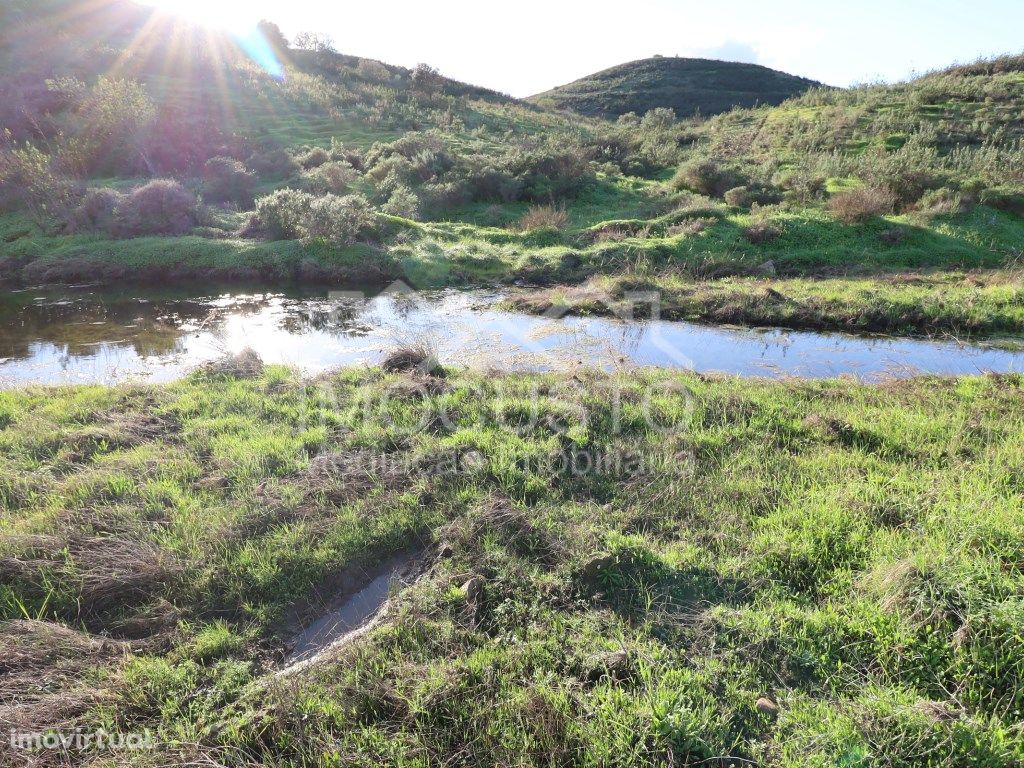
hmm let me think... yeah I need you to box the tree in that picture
[412,63,443,95]
[293,32,335,53]
[257,20,289,54]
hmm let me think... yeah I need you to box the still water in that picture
[1,284,1022,385]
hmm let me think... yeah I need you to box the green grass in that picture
[506,269,1024,337]
[2,366,1024,765]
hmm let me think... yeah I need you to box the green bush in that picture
[113,179,199,237]
[671,158,744,197]
[64,187,121,233]
[246,147,300,178]
[248,189,379,243]
[381,185,421,219]
[249,189,315,239]
[202,156,256,208]
[301,161,358,195]
[304,193,379,244]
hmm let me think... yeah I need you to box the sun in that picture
[137,0,261,35]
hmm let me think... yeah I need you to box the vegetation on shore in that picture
[2,3,1023,337]
[505,268,1024,337]
[2,363,1024,765]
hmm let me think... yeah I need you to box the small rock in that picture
[587,649,631,682]
[460,576,483,603]
[753,259,777,277]
[582,553,617,584]
[756,697,780,716]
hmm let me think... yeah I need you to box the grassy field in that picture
[2,362,1024,765]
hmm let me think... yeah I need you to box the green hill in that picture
[529,56,822,118]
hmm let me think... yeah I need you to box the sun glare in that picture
[138,0,260,34]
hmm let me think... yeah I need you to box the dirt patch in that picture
[279,549,426,673]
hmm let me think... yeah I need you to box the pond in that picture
[1,284,1022,385]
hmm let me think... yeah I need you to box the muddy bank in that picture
[279,550,425,673]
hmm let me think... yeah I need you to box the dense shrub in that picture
[247,148,300,178]
[64,187,121,233]
[743,220,782,245]
[113,179,199,236]
[381,185,421,219]
[202,157,256,207]
[671,159,744,197]
[249,190,380,243]
[298,146,331,169]
[302,161,358,195]
[914,187,969,217]
[827,186,897,223]
[724,185,784,208]
[249,189,315,239]
[304,194,379,244]
[0,144,76,226]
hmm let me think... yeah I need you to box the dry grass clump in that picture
[1,534,182,622]
[0,620,129,741]
[667,216,716,236]
[827,186,897,223]
[515,204,569,231]
[204,348,265,379]
[382,344,443,376]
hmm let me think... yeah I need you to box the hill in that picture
[529,56,822,118]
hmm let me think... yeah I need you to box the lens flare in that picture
[137,0,285,79]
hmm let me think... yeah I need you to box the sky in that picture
[144,0,1024,96]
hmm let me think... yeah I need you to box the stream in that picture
[1,283,1023,385]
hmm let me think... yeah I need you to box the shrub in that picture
[304,193,379,244]
[302,161,358,195]
[671,159,744,197]
[113,179,199,237]
[382,185,421,219]
[743,220,782,245]
[202,157,256,207]
[0,144,75,226]
[516,204,569,231]
[827,186,897,223]
[724,185,783,208]
[65,187,122,234]
[298,146,330,169]
[247,148,300,178]
[249,189,315,239]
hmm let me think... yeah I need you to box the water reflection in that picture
[0,284,1022,386]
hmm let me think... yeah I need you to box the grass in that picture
[505,269,1024,337]
[1,364,1024,765]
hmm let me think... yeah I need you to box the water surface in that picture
[1,284,1022,384]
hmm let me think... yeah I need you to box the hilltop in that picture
[529,56,822,118]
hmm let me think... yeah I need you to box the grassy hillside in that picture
[1,4,1022,337]
[529,57,822,119]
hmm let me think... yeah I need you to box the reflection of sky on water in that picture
[0,285,1022,386]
